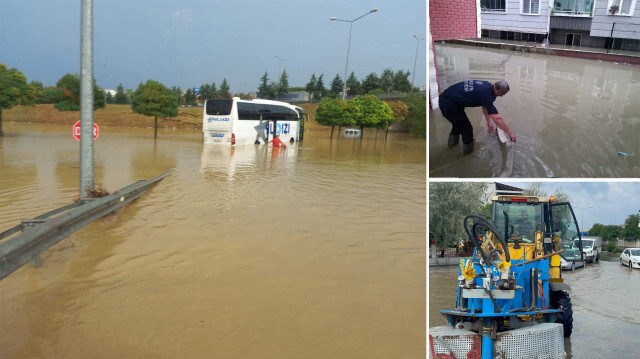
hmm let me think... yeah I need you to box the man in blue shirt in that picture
[439,80,516,154]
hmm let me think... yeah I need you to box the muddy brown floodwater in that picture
[429,43,640,178]
[0,123,426,359]
[429,260,640,358]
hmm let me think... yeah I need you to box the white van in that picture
[581,236,603,263]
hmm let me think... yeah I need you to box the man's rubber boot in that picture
[448,134,459,147]
[463,141,474,155]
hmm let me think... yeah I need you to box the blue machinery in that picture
[430,212,572,359]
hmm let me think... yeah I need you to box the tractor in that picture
[429,195,585,359]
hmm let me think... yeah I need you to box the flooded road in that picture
[429,260,640,358]
[429,43,640,178]
[0,123,426,359]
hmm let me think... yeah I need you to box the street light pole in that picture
[330,8,378,100]
[275,55,288,77]
[411,34,424,94]
[575,206,593,232]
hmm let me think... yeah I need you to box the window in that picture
[553,0,594,15]
[481,0,506,12]
[609,0,636,15]
[523,0,540,14]
[206,100,232,116]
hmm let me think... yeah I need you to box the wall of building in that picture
[481,0,551,34]
[428,0,481,109]
[590,1,640,39]
[429,0,479,41]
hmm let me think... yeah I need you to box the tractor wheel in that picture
[550,291,573,337]
[571,262,575,271]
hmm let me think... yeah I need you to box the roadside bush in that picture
[606,242,617,252]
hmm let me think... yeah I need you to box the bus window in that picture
[206,100,232,116]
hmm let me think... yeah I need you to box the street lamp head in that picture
[330,17,337,21]
[370,8,378,13]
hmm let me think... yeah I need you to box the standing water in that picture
[0,123,426,359]
[429,43,640,178]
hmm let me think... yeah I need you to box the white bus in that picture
[202,97,307,145]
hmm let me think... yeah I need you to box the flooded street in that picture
[0,123,426,359]
[429,43,640,178]
[429,260,640,358]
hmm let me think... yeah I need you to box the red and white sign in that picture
[72,121,99,141]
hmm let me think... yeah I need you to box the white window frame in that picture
[522,0,541,14]
[481,0,507,13]
[608,0,637,15]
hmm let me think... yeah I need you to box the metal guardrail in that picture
[0,170,171,281]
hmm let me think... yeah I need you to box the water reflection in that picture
[429,43,640,177]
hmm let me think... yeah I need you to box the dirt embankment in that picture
[4,103,323,130]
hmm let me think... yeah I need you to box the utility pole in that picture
[79,0,95,198]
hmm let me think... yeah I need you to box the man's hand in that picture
[487,122,494,134]
[509,133,517,142]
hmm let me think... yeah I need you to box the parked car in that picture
[561,248,585,271]
[581,237,602,263]
[620,248,640,269]
[344,129,361,136]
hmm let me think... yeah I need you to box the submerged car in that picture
[620,248,640,268]
[561,248,585,271]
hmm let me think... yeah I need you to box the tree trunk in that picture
[154,116,158,138]
[330,126,334,139]
[0,108,3,136]
[385,125,390,140]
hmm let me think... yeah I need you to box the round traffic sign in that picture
[72,121,99,141]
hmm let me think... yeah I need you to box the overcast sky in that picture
[496,181,640,230]
[0,0,426,94]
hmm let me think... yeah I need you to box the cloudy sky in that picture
[497,181,640,230]
[0,0,426,94]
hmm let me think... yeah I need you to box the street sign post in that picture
[72,121,99,141]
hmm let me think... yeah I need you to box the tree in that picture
[131,80,178,138]
[523,183,571,203]
[54,73,106,111]
[258,72,275,99]
[386,100,409,133]
[588,223,621,243]
[621,214,640,241]
[40,86,62,104]
[393,70,412,93]
[346,72,360,97]
[199,83,211,101]
[429,182,487,257]
[114,83,129,104]
[352,95,393,133]
[329,73,343,98]
[106,91,114,104]
[305,73,317,101]
[315,98,357,138]
[0,64,36,135]
[171,86,183,105]
[219,78,231,99]
[402,95,426,137]
[314,74,326,100]
[277,70,289,95]
[380,67,394,93]
[361,72,380,94]
[184,88,196,105]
